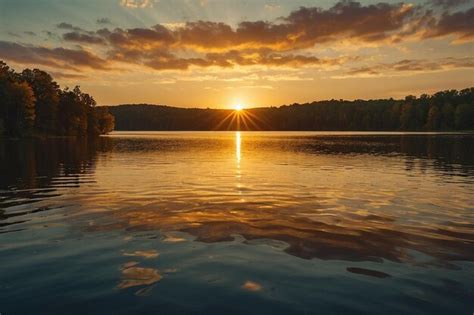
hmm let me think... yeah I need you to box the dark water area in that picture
[0,132,473,314]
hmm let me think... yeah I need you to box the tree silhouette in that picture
[109,88,474,131]
[0,60,114,137]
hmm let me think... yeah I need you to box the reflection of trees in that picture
[0,137,112,190]
[0,137,113,223]
[399,136,474,176]
[285,135,474,177]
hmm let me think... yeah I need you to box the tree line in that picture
[109,88,474,131]
[0,61,114,137]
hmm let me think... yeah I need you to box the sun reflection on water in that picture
[236,131,241,166]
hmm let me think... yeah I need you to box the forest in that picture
[0,61,114,137]
[109,88,474,131]
[2,57,473,133]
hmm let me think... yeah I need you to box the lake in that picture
[1,131,473,314]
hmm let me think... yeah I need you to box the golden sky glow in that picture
[0,0,473,107]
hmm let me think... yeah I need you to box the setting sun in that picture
[234,104,244,111]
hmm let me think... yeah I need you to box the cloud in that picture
[68,1,473,53]
[120,0,154,9]
[4,1,474,73]
[63,32,105,45]
[338,57,474,78]
[422,7,474,42]
[105,46,355,71]
[170,1,414,52]
[42,31,60,40]
[264,4,281,11]
[0,41,109,70]
[429,0,470,9]
[56,22,84,32]
[7,32,21,38]
[97,18,112,25]
[49,71,88,79]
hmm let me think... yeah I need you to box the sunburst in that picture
[213,106,271,131]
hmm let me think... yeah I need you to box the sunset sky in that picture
[0,0,473,108]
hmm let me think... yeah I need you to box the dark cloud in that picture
[7,32,21,38]
[63,32,105,45]
[0,41,109,70]
[97,18,112,25]
[343,57,474,77]
[24,31,36,36]
[49,71,88,79]
[56,22,85,32]
[429,0,470,9]
[423,7,474,42]
[95,25,175,48]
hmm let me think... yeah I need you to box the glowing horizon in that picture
[0,0,472,108]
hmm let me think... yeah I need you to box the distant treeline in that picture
[0,61,114,137]
[109,88,474,131]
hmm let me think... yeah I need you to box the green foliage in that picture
[0,60,114,137]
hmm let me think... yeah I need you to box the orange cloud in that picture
[4,1,474,73]
[338,57,474,78]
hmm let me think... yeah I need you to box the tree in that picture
[21,69,60,134]
[400,103,416,130]
[1,60,114,137]
[441,103,455,130]
[96,107,115,134]
[57,86,114,136]
[3,81,36,136]
[57,87,87,136]
[455,104,474,130]
[426,106,441,130]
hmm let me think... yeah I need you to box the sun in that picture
[234,104,244,111]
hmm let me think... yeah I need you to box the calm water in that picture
[1,132,473,314]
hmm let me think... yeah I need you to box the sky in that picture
[0,0,473,108]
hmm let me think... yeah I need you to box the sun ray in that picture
[213,111,235,131]
[245,111,273,130]
[240,111,261,130]
[240,113,251,131]
[227,113,238,131]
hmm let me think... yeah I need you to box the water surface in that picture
[1,132,473,314]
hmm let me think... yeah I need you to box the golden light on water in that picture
[236,131,241,165]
